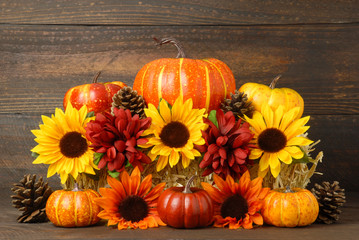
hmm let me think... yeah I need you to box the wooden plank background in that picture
[1,0,359,197]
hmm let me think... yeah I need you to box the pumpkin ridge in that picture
[279,195,284,227]
[158,65,166,101]
[141,65,150,98]
[85,191,93,226]
[203,59,227,98]
[294,193,301,227]
[265,192,275,225]
[55,191,64,226]
[179,58,184,98]
[74,191,78,227]
[204,66,211,111]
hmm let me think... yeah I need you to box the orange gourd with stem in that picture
[133,37,236,112]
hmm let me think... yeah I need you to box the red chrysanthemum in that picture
[85,108,151,172]
[196,109,254,180]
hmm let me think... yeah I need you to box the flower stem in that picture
[183,175,197,194]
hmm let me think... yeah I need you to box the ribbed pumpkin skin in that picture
[157,187,214,228]
[46,189,101,227]
[133,58,236,112]
[239,82,304,119]
[261,188,319,227]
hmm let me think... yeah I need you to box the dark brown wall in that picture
[1,1,358,191]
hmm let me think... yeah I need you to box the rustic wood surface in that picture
[0,0,358,239]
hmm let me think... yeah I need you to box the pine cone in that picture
[221,90,254,119]
[11,174,53,223]
[311,181,346,224]
[111,86,146,118]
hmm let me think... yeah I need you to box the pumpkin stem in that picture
[153,37,186,58]
[284,185,293,193]
[183,176,197,194]
[92,71,102,83]
[269,74,282,89]
[73,182,81,192]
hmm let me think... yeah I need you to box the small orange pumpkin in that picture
[133,37,236,112]
[261,186,319,227]
[157,176,214,228]
[46,184,101,227]
[239,75,304,119]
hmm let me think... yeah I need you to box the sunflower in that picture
[141,97,207,171]
[31,103,97,184]
[244,104,313,178]
[94,167,166,230]
[202,171,269,229]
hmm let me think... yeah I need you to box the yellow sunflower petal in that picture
[171,96,184,122]
[259,153,270,171]
[287,136,313,146]
[273,105,285,128]
[284,146,304,159]
[277,149,293,164]
[279,107,299,131]
[181,153,191,169]
[249,148,263,159]
[270,158,281,178]
[47,163,58,178]
[156,155,168,171]
[284,116,310,139]
[159,99,172,123]
[262,104,274,128]
[145,103,165,124]
[268,154,281,174]
[169,150,180,168]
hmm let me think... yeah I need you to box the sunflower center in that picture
[257,128,287,153]
[159,121,190,148]
[59,131,88,158]
[220,194,248,220]
[118,195,149,222]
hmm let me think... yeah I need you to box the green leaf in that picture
[292,149,310,164]
[208,110,218,128]
[31,152,40,158]
[86,111,95,118]
[125,160,132,168]
[108,170,120,178]
[93,152,104,165]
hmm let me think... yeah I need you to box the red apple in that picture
[63,72,127,113]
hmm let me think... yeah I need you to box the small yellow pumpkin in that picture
[239,75,304,119]
[261,186,319,227]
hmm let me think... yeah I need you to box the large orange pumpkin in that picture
[157,176,214,228]
[133,37,236,112]
[46,184,101,227]
[239,75,304,119]
[261,186,319,227]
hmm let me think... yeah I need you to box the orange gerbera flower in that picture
[202,171,269,229]
[94,167,166,230]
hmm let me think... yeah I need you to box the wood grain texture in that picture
[1,24,358,115]
[0,0,358,25]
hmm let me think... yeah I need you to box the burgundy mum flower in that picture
[196,109,254,180]
[85,108,152,172]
